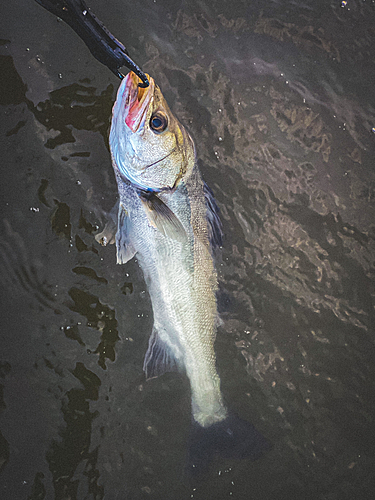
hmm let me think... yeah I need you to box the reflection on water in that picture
[1,0,375,499]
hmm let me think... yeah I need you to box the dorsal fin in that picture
[138,191,187,243]
[203,182,223,249]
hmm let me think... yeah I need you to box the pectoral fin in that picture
[143,326,180,380]
[116,203,136,264]
[139,192,187,243]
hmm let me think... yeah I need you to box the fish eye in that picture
[150,112,168,133]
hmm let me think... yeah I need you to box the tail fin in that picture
[188,413,270,476]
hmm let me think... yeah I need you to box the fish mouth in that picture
[123,72,154,132]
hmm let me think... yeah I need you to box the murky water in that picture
[1,0,375,499]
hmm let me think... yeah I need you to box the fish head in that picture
[110,72,195,191]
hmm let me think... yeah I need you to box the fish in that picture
[107,71,227,427]
[99,71,269,466]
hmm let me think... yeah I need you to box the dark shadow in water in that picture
[46,362,103,500]
[32,82,114,149]
[0,363,11,475]
[0,54,27,106]
[0,53,114,150]
[67,288,120,370]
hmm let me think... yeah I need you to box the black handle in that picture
[35,0,149,87]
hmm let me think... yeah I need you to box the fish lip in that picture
[123,72,153,133]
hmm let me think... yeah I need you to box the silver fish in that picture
[105,71,227,428]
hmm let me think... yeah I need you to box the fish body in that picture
[109,72,227,427]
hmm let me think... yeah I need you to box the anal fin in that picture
[143,326,180,380]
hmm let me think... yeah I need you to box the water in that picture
[1,0,375,498]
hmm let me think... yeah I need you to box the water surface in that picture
[1,0,375,499]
